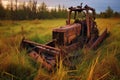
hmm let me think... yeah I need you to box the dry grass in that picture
[0,18,120,80]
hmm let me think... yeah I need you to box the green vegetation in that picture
[98,6,120,18]
[0,0,120,20]
[0,18,120,80]
[0,1,67,20]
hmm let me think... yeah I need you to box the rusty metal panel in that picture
[53,24,81,45]
[53,24,81,32]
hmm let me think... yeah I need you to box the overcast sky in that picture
[19,0,120,13]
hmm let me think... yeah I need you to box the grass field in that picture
[0,18,120,80]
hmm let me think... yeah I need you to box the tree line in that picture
[0,0,67,20]
[0,0,120,20]
[97,6,120,18]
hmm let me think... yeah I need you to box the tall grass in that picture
[34,52,70,80]
[0,18,120,80]
[0,36,37,80]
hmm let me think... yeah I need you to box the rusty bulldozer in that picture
[20,4,108,70]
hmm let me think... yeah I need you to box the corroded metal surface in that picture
[90,28,108,49]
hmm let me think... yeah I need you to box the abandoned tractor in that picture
[20,4,108,70]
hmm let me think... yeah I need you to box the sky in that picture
[17,0,120,13]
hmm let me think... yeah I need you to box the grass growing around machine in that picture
[0,18,120,80]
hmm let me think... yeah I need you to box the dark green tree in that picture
[105,6,114,18]
[37,2,49,19]
[98,6,115,18]
[0,1,68,20]
[0,0,5,20]
[113,11,120,17]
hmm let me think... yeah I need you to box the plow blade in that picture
[89,28,108,50]
[20,39,61,70]
[21,39,60,55]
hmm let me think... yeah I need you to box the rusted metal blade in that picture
[90,28,108,49]
[29,51,53,70]
[21,39,61,56]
